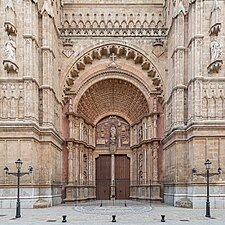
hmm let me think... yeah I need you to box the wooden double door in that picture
[96,155,130,200]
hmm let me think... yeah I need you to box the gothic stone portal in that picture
[96,116,130,200]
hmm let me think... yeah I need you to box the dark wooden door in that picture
[96,155,111,200]
[115,155,130,199]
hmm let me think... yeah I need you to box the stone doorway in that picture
[96,154,130,200]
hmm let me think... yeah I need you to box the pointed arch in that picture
[92,20,98,28]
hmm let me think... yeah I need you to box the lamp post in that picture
[4,159,33,218]
[192,159,222,218]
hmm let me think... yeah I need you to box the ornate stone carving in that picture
[152,39,164,58]
[107,53,120,69]
[62,38,75,58]
[60,12,166,37]
[138,153,144,184]
[4,0,17,35]
[210,39,222,62]
[207,60,223,74]
[0,83,24,119]
[202,83,224,119]
[208,39,223,73]
[209,0,221,36]
[96,116,130,149]
[77,78,149,124]
[60,27,167,38]
[3,35,18,73]
[63,43,163,98]
[83,153,88,184]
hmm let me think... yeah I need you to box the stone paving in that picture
[0,200,224,225]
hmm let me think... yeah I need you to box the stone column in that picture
[74,143,79,183]
[147,116,152,139]
[152,142,159,183]
[111,153,115,200]
[67,142,73,184]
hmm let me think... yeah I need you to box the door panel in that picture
[96,155,111,200]
[115,155,130,199]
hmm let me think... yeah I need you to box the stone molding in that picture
[60,27,167,38]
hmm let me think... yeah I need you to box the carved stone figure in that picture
[110,125,117,145]
[210,39,222,62]
[5,35,16,61]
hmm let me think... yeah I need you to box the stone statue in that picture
[210,39,222,62]
[5,35,16,61]
[110,125,117,144]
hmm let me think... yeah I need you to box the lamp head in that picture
[4,166,9,173]
[204,159,212,169]
[192,168,197,174]
[15,159,23,170]
[218,167,222,174]
[28,166,33,173]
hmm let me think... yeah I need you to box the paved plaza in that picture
[0,201,224,225]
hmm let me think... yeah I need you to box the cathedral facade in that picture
[0,0,225,209]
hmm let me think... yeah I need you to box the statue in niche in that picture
[210,39,222,62]
[139,126,143,141]
[109,125,117,154]
[5,35,16,61]
[96,116,130,147]
[110,125,117,145]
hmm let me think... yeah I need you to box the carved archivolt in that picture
[63,43,163,101]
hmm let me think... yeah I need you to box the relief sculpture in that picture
[96,116,130,148]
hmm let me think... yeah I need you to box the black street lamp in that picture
[4,159,33,218]
[192,159,222,218]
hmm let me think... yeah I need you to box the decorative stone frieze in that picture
[60,27,167,38]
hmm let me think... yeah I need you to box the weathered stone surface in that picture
[175,198,193,208]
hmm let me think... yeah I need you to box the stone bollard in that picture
[161,215,165,222]
[62,215,67,223]
[112,215,116,222]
